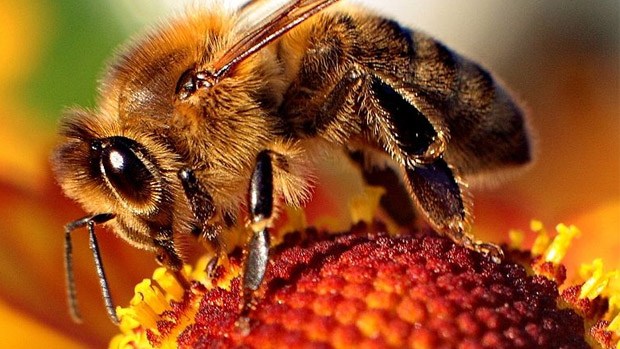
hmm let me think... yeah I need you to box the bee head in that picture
[51,107,193,251]
[52,6,288,254]
[91,7,285,186]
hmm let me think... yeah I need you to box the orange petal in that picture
[0,299,85,348]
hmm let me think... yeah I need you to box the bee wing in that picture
[375,53,531,185]
[212,0,340,78]
[238,0,280,12]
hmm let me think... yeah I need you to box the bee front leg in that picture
[64,213,118,324]
[178,168,222,275]
[242,150,274,312]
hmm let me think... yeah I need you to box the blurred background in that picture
[0,0,617,347]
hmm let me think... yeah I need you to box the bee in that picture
[52,0,531,324]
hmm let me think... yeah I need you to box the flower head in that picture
[111,219,619,348]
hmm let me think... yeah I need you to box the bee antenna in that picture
[64,213,118,324]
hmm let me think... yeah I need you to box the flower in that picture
[0,0,617,347]
[111,217,619,348]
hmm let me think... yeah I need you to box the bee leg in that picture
[202,224,226,278]
[206,254,219,277]
[369,77,504,262]
[64,213,118,324]
[154,237,184,270]
[178,168,221,272]
[404,158,469,237]
[242,150,274,314]
[403,155,504,263]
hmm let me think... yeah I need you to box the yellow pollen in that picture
[189,256,211,282]
[152,267,188,302]
[508,229,524,249]
[530,220,551,256]
[128,279,167,330]
[543,223,580,264]
[608,295,620,332]
[579,259,619,300]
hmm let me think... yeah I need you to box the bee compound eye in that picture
[99,138,156,206]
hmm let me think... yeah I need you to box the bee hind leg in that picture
[368,76,504,262]
[405,160,503,263]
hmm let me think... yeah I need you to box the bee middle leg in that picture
[242,150,274,313]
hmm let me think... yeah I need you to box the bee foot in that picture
[236,287,257,334]
[473,241,505,264]
[206,255,219,278]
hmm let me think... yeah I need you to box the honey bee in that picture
[52,0,531,324]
